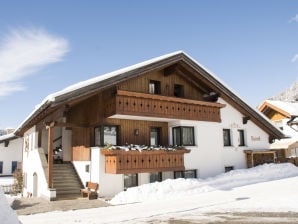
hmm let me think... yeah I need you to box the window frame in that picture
[149,80,161,95]
[124,173,138,191]
[172,126,195,146]
[0,161,3,174]
[149,172,162,183]
[223,129,232,146]
[11,161,17,174]
[238,129,245,146]
[94,125,118,146]
[224,166,234,172]
[174,84,184,97]
[150,127,161,146]
[174,169,197,179]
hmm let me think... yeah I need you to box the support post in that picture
[48,126,53,188]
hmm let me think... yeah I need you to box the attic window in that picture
[174,84,184,97]
[149,80,161,94]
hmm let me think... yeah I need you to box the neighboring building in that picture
[259,100,298,160]
[14,51,284,200]
[0,130,7,136]
[0,133,22,176]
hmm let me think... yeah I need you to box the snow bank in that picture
[0,189,19,224]
[0,176,14,185]
[110,163,298,205]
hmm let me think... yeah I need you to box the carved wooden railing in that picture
[104,90,225,122]
[101,149,191,174]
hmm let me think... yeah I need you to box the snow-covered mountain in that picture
[269,80,298,101]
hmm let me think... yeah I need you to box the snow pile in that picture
[0,189,19,224]
[110,163,298,205]
[0,176,14,185]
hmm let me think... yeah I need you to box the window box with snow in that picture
[100,145,190,174]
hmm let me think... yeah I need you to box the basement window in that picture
[124,174,138,191]
[150,172,162,183]
[225,166,234,172]
[174,170,197,179]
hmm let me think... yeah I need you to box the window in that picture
[174,84,184,97]
[85,164,90,173]
[225,166,234,172]
[150,172,162,183]
[11,161,17,174]
[174,170,197,179]
[149,80,161,94]
[124,174,138,190]
[0,161,3,174]
[150,127,161,146]
[238,129,245,146]
[173,127,194,146]
[94,126,118,146]
[223,129,231,146]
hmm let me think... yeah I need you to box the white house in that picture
[0,133,22,176]
[259,100,298,159]
[13,51,284,200]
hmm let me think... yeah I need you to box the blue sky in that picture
[0,0,298,129]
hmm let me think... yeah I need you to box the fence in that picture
[0,184,21,195]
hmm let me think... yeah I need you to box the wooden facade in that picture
[65,68,225,154]
[62,68,223,173]
[101,149,190,174]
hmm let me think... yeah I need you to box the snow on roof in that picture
[265,100,298,116]
[0,133,17,142]
[48,51,185,102]
[14,51,284,138]
[15,51,184,133]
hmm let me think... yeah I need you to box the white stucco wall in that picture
[0,137,23,176]
[91,147,123,197]
[72,161,90,187]
[22,126,50,198]
[168,98,271,178]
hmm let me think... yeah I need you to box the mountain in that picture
[269,80,298,101]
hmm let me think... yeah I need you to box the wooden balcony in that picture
[101,149,191,174]
[104,90,225,122]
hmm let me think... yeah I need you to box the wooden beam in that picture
[163,64,179,76]
[45,121,88,128]
[48,126,53,188]
[175,65,212,94]
[243,116,250,124]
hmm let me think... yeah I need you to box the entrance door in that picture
[33,173,38,197]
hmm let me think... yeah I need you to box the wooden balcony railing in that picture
[104,90,225,122]
[101,149,190,174]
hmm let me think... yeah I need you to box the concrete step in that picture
[52,162,84,199]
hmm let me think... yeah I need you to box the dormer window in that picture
[174,84,184,97]
[149,80,161,94]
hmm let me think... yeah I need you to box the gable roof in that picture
[14,51,285,140]
[259,100,298,118]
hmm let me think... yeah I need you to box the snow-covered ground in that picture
[11,163,298,223]
[0,176,14,185]
[0,189,19,224]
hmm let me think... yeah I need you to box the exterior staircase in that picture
[53,162,84,199]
